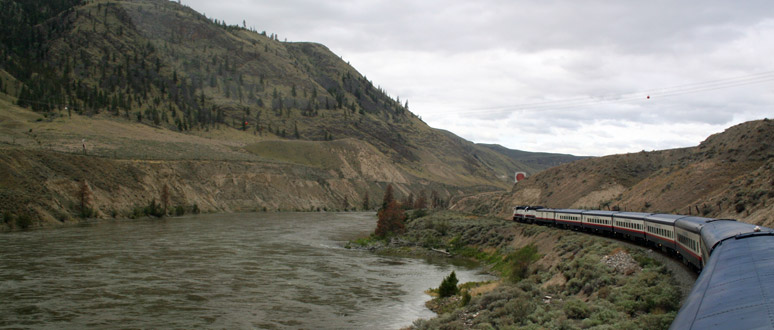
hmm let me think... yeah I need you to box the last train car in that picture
[669,228,774,329]
[699,219,761,266]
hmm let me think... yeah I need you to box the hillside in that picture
[0,0,582,229]
[478,143,589,174]
[453,119,774,227]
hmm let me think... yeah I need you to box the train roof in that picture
[552,209,585,214]
[644,213,688,225]
[582,210,620,216]
[700,220,771,254]
[612,212,652,220]
[674,216,714,232]
[669,233,774,329]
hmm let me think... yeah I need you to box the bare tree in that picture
[78,180,93,218]
[161,184,170,215]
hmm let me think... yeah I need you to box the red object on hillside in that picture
[515,172,527,183]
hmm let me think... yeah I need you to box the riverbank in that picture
[352,210,685,329]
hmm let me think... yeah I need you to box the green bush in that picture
[460,290,471,306]
[507,244,541,282]
[16,214,32,229]
[438,271,459,298]
[174,205,185,216]
[565,298,590,319]
[144,198,165,218]
[80,207,95,218]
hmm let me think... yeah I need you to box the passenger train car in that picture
[513,205,774,329]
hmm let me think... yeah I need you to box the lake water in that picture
[0,212,492,329]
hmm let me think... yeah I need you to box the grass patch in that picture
[244,140,343,169]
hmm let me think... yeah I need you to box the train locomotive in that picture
[512,206,774,329]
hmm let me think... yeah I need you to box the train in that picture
[512,205,774,329]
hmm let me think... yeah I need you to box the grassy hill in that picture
[453,119,774,226]
[0,0,583,229]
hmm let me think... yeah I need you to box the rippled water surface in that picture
[0,213,492,329]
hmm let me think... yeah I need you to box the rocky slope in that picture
[0,0,582,229]
[453,119,774,227]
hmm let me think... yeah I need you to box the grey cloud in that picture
[181,0,774,156]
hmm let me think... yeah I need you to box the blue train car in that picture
[699,219,760,265]
[669,232,774,329]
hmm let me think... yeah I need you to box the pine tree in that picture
[438,271,459,298]
[381,184,394,210]
[375,184,405,237]
[414,190,427,209]
[362,191,370,210]
[375,200,405,237]
[403,193,414,210]
[430,190,440,209]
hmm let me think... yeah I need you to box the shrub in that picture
[565,298,590,319]
[507,244,541,282]
[460,290,471,306]
[174,205,185,216]
[16,214,32,229]
[735,202,745,213]
[438,271,459,298]
[144,198,164,218]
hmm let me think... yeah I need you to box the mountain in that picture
[477,144,589,173]
[453,119,774,227]
[0,0,580,228]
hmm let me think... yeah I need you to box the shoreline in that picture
[1,209,378,233]
[353,210,690,329]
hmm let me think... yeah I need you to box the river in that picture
[0,212,492,329]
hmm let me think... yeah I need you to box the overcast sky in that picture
[182,0,774,156]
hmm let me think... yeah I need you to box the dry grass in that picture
[455,119,774,225]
